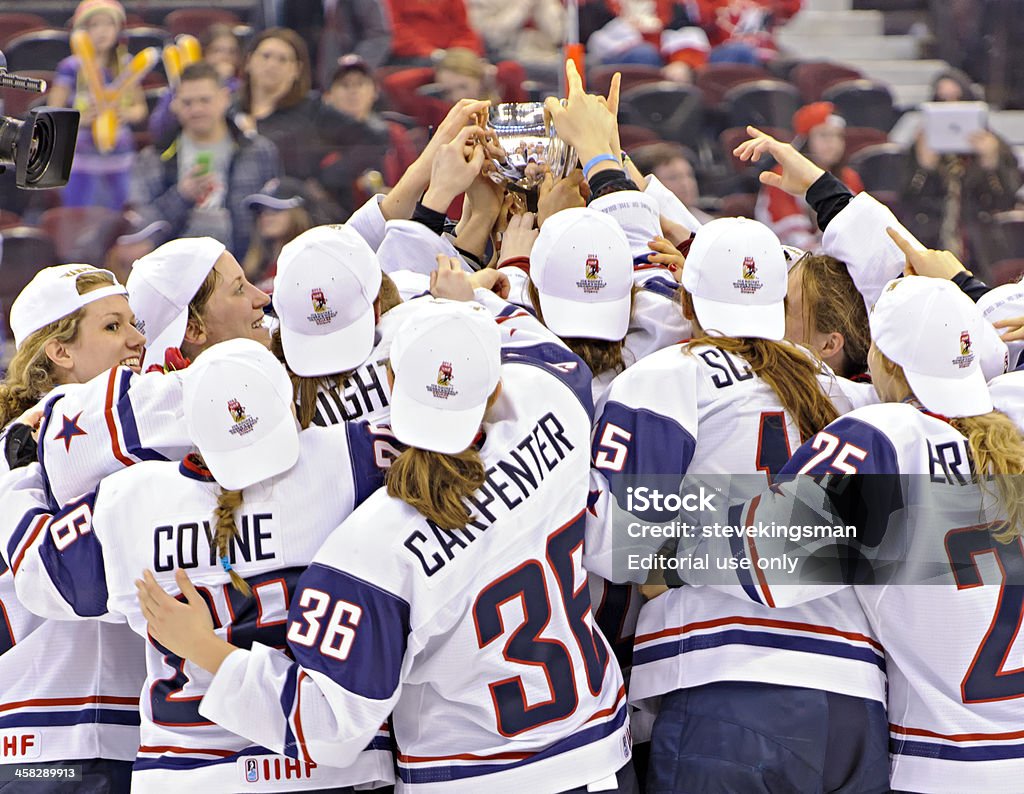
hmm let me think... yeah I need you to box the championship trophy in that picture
[487,102,578,195]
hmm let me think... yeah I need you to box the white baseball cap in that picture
[126,237,226,370]
[182,338,300,490]
[681,217,787,340]
[389,300,501,454]
[531,207,632,341]
[871,276,993,417]
[273,225,383,377]
[10,264,127,349]
[978,281,1024,371]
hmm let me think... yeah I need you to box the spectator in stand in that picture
[383,48,507,130]
[315,55,418,217]
[384,0,483,66]
[284,0,392,91]
[148,24,244,149]
[103,212,170,283]
[464,0,564,64]
[47,0,148,210]
[688,0,802,64]
[129,62,280,259]
[235,28,317,179]
[755,102,863,250]
[900,69,1021,278]
[241,177,314,290]
[630,142,714,224]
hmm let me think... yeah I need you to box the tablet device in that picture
[921,101,988,153]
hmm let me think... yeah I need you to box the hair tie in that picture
[220,555,233,573]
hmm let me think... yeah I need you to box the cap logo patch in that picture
[60,266,98,279]
[576,254,607,294]
[733,256,763,295]
[952,331,975,369]
[227,398,259,435]
[308,287,337,326]
[426,361,458,399]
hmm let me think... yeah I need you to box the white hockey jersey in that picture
[198,343,631,793]
[703,403,1024,793]
[989,370,1024,435]
[585,341,887,706]
[0,465,144,766]
[3,425,394,792]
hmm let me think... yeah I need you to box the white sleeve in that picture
[642,174,704,233]
[347,194,388,251]
[376,220,468,275]
[626,274,692,361]
[39,368,190,506]
[201,557,410,768]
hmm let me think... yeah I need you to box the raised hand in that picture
[733,126,825,197]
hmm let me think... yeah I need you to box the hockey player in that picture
[0,264,147,790]
[585,216,891,792]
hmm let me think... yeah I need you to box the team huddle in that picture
[1,68,1024,794]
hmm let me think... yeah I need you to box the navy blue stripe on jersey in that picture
[727,503,764,606]
[0,707,140,730]
[344,422,389,507]
[280,662,300,759]
[35,393,61,509]
[114,369,165,462]
[779,416,900,478]
[287,563,410,701]
[6,507,48,569]
[593,401,696,516]
[501,344,594,420]
[396,702,627,784]
[639,275,680,301]
[37,491,109,618]
[891,738,1024,762]
[633,630,885,670]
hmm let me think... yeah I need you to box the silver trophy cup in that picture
[487,102,577,191]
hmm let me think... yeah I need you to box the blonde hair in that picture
[0,271,116,428]
[179,267,220,360]
[792,253,870,377]
[211,486,251,596]
[682,291,839,442]
[527,280,639,378]
[878,351,1024,542]
[385,372,498,529]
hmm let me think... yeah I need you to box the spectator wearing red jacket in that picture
[755,102,864,251]
[385,0,483,64]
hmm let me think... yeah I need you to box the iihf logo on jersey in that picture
[307,287,337,326]
[733,256,763,294]
[576,254,607,294]
[246,759,258,783]
[952,330,975,369]
[227,398,259,435]
[426,361,458,399]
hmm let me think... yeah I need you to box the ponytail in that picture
[212,487,251,596]
[682,291,839,441]
[386,447,486,530]
[949,412,1024,543]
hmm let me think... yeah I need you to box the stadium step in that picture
[776,31,920,61]
[782,9,884,37]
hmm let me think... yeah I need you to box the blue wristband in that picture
[582,153,621,179]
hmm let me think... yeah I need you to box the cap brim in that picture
[905,368,993,418]
[141,309,188,370]
[117,220,169,247]
[245,195,304,211]
[691,293,784,340]
[539,291,630,341]
[279,306,376,377]
[201,415,301,491]
[390,391,487,454]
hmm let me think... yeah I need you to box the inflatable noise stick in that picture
[162,34,202,89]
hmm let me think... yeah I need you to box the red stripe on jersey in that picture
[890,723,1024,743]
[292,671,314,766]
[11,515,49,575]
[104,369,134,467]
[0,694,138,712]
[585,686,627,723]
[744,496,776,608]
[137,745,236,757]
[635,615,884,653]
